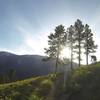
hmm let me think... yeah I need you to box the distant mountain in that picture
[0,51,78,81]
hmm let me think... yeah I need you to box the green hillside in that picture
[65,62,100,100]
[0,74,64,100]
[1,62,100,100]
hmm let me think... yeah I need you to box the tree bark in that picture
[78,32,81,67]
[86,51,88,65]
[70,35,73,70]
[55,41,60,74]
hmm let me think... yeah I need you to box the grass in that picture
[0,73,64,100]
[1,62,100,100]
[65,62,100,100]
[0,75,54,100]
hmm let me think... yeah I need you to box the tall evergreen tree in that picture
[83,24,97,65]
[74,19,84,67]
[44,25,66,73]
[67,25,75,69]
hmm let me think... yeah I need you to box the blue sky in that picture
[0,0,100,62]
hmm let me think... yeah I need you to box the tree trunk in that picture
[55,41,60,74]
[86,52,88,65]
[70,36,73,70]
[79,43,81,67]
[55,55,59,74]
[78,33,81,67]
[86,34,89,66]
[71,48,73,70]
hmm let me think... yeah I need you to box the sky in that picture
[0,0,100,63]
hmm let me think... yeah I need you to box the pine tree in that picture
[83,24,97,65]
[44,25,66,73]
[67,25,75,69]
[74,19,84,67]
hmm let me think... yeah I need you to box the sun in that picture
[60,48,71,59]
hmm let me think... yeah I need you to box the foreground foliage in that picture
[0,75,53,100]
[0,74,64,100]
[66,62,100,100]
[1,62,100,100]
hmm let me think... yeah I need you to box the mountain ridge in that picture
[0,51,77,82]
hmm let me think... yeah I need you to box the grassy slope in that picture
[0,75,53,100]
[1,62,100,100]
[65,62,100,100]
[0,74,64,100]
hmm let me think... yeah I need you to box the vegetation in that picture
[66,19,97,67]
[83,24,97,65]
[67,25,75,69]
[1,62,100,100]
[44,25,66,73]
[0,69,16,84]
[0,19,98,100]
[73,19,84,67]
[65,62,100,100]
[0,74,64,100]
[0,76,52,100]
[45,19,97,71]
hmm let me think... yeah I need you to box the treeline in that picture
[45,19,97,73]
[0,69,16,83]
